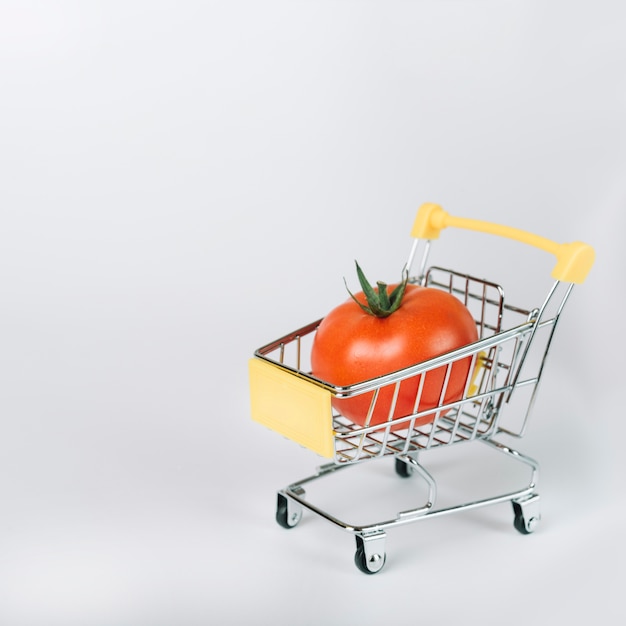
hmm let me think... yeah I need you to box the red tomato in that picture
[310,283,478,428]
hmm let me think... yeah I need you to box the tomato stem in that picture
[344,261,409,318]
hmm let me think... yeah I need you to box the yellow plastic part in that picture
[468,351,487,396]
[248,358,334,458]
[411,203,595,284]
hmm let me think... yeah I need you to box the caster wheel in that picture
[354,536,386,574]
[276,492,302,529]
[394,457,414,478]
[512,495,541,535]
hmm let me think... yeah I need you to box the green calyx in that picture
[345,261,409,318]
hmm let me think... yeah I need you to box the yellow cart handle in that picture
[411,202,595,284]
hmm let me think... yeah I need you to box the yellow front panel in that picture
[248,358,334,458]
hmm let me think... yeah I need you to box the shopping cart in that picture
[248,203,594,574]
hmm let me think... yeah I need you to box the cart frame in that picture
[249,203,594,573]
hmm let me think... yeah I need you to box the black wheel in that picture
[513,513,532,535]
[512,499,538,535]
[394,457,414,478]
[354,536,386,574]
[275,493,301,529]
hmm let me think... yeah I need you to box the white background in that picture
[1,1,624,624]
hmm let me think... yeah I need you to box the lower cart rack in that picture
[249,203,594,573]
[276,439,541,574]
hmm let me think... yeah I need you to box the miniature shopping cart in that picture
[249,203,594,574]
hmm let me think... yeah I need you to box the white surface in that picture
[1,1,624,624]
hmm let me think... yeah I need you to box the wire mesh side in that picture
[331,325,534,463]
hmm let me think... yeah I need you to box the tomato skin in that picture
[310,284,479,428]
